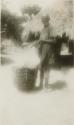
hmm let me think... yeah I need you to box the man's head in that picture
[41,14,50,27]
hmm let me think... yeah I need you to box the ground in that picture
[0,47,74,125]
[0,63,74,125]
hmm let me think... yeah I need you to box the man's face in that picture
[42,18,49,27]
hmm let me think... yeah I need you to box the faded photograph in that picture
[0,0,74,125]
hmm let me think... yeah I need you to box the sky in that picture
[2,0,63,15]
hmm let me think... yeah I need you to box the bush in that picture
[22,5,41,17]
[1,9,23,45]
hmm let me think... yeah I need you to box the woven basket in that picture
[15,68,37,91]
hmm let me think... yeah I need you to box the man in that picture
[39,14,53,89]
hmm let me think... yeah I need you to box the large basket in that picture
[15,68,37,91]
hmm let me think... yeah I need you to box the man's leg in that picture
[40,66,44,89]
[44,66,49,89]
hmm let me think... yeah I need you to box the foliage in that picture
[22,5,41,17]
[1,9,23,44]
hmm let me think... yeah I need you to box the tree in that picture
[22,5,41,17]
[1,9,23,45]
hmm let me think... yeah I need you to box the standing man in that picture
[39,14,53,89]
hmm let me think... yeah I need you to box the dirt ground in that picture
[0,63,74,125]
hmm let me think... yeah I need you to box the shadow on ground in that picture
[48,81,67,91]
[1,57,13,65]
[15,81,67,93]
[17,86,42,93]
